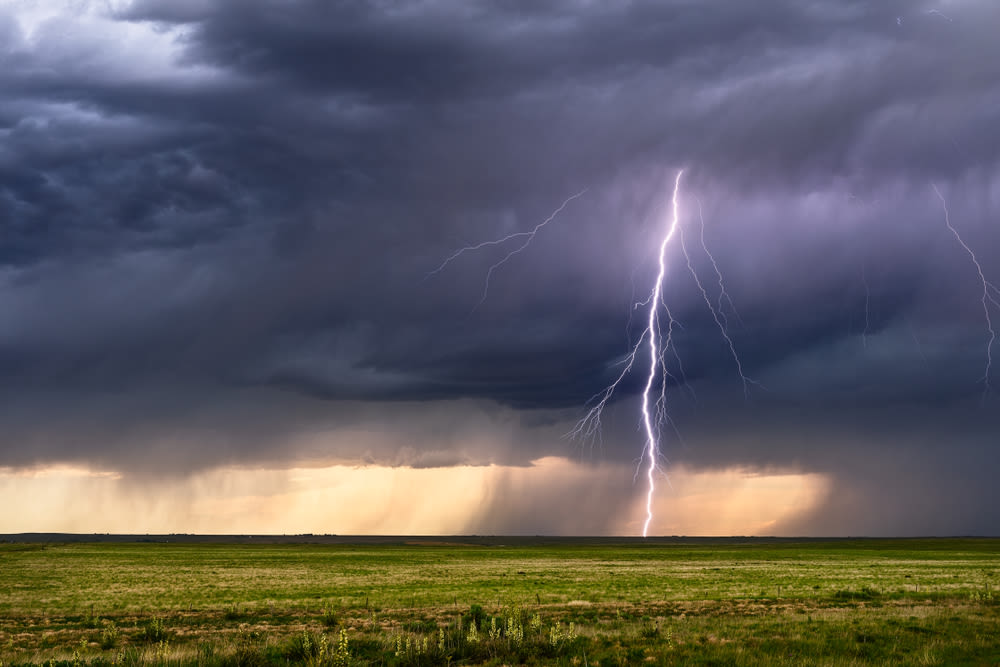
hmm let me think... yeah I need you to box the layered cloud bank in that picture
[1,0,997,534]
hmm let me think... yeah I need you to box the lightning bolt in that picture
[567,177,689,448]
[638,169,686,537]
[434,170,753,537]
[926,8,953,22]
[569,168,756,536]
[695,198,744,331]
[427,189,588,309]
[932,184,997,395]
[679,205,757,398]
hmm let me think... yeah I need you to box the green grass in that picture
[0,538,997,665]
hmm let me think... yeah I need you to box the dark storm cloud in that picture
[1,0,998,533]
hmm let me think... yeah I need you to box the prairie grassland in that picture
[0,538,997,665]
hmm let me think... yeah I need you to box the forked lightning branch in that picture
[430,169,754,536]
[429,171,996,536]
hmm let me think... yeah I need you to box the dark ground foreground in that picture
[0,536,997,665]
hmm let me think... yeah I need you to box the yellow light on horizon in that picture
[0,458,828,536]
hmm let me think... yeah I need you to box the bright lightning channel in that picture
[638,169,685,537]
[570,169,755,536]
[932,184,997,395]
[433,170,752,537]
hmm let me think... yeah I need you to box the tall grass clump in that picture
[99,620,120,650]
[139,617,169,643]
[282,629,351,666]
[322,603,339,628]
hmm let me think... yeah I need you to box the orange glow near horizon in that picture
[0,458,829,535]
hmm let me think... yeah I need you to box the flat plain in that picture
[0,537,997,665]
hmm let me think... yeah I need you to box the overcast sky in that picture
[1,0,997,535]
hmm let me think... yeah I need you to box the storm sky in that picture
[1,0,998,535]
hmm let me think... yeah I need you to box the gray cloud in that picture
[1,0,998,534]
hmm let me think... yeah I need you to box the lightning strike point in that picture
[435,169,756,537]
[640,169,684,537]
[569,168,753,537]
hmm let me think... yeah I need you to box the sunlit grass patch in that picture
[0,538,998,665]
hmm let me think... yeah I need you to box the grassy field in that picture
[0,537,997,665]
